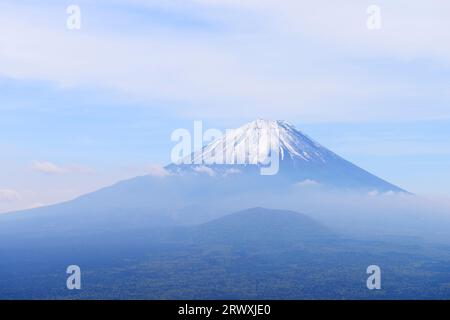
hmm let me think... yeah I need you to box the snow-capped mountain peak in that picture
[191,119,333,165]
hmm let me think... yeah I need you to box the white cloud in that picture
[368,189,407,197]
[0,1,449,122]
[0,189,20,202]
[192,0,450,60]
[32,161,67,175]
[32,161,95,175]
[295,179,320,187]
[193,165,216,176]
[146,164,171,177]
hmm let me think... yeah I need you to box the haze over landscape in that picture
[2,118,450,299]
[1,1,450,300]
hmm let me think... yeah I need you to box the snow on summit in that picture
[191,119,334,165]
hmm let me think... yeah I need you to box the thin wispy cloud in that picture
[32,161,95,175]
[32,161,66,175]
[0,1,449,121]
[146,164,171,177]
[193,165,216,177]
[0,189,20,202]
[295,179,320,187]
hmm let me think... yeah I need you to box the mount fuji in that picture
[167,119,405,193]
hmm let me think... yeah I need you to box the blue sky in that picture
[1,0,450,212]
